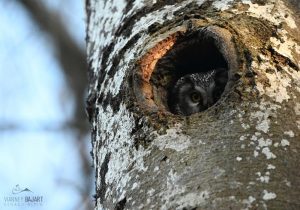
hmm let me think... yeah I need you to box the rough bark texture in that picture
[86,0,300,209]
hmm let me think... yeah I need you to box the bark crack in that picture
[99,152,111,204]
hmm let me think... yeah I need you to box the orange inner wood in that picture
[138,33,181,106]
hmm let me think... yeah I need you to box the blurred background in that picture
[0,0,93,209]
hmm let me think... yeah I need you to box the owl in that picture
[171,68,226,116]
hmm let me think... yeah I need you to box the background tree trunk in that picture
[86,0,300,209]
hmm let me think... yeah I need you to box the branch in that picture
[17,0,88,132]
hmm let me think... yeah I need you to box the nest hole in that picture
[135,26,237,116]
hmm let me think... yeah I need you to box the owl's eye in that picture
[190,91,201,103]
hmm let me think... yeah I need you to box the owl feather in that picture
[171,68,226,116]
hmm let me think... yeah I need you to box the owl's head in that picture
[172,70,222,116]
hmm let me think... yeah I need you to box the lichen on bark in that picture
[86,0,300,209]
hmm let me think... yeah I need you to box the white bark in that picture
[86,0,300,209]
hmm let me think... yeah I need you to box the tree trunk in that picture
[86,0,300,209]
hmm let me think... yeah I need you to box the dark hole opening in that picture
[150,28,229,115]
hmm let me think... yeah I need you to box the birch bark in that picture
[86,0,300,209]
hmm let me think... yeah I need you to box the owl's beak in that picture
[207,97,214,107]
[202,98,213,109]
